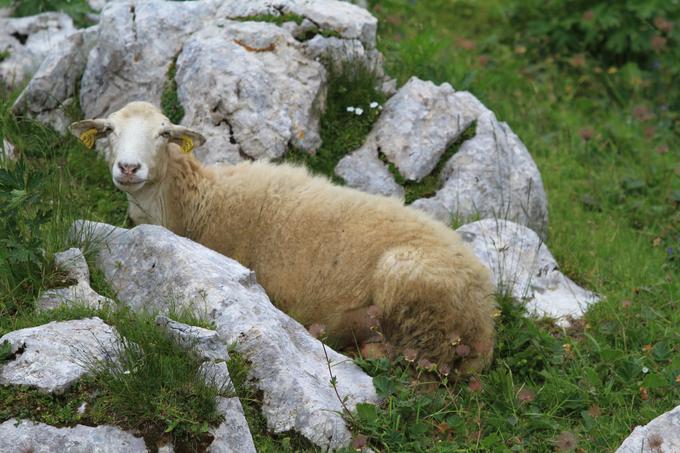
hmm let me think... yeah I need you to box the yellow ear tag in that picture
[79,128,98,149]
[180,135,194,154]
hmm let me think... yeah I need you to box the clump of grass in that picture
[87,309,225,450]
[0,50,10,63]
[284,58,386,180]
[161,57,184,125]
[0,94,126,327]
[382,122,477,204]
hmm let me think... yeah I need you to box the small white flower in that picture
[346,106,355,112]
[355,108,364,116]
[123,370,131,375]
[370,101,379,109]
[378,105,383,110]
[642,367,649,374]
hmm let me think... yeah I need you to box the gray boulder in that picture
[175,21,326,163]
[335,147,404,198]
[337,77,486,184]
[37,248,114,311]
[72,220,379,450]
[413,110,548,238]
[13,27,98,133]
[456,219,600,326]
[0,419,147,453]
[616,405,680,453]
[216,0,377,47]
[79,0,216,119]
[0,12,76,88]
[0,317,120,393]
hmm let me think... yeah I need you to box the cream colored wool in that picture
[72,102,497,373]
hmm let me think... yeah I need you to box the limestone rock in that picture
[208,396,256,453]
[217,0,378,47]
[2,138,15,160]
[615,405,680,453]
[413,110,548,238]
[37,248,114,311]
[175,21,326,163]
[72,220,379,450]
[456,219,600,326]
[80,0,216,119]
[335,147,404,198]
[155,316,228,362]
[0,419,147,453]
[0,12,76,88]
[0,317,120,393]
[342,77,486,183]
[13,27,98,133]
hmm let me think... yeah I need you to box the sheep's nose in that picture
[118,162,141,175]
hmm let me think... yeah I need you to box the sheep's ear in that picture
[164,125,206,154]
[69,119,112,149]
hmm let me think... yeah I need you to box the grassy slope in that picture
[356,1,678,451]
[0,0,678,452]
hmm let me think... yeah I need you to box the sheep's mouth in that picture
[114,177,147,190]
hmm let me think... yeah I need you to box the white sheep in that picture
[70,101,497,373]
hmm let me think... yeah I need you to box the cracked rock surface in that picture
[413,110,548,238]
[80,0,215,119]
[0,317,120,393]
[72,220,379,450]
[456,219,599,326]
[176,20,326,163]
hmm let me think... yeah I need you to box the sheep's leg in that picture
[373,246,496,374]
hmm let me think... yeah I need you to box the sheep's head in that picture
[70,101,205,193]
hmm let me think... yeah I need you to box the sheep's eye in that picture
[102,126,114,135]
[159,130,172,139]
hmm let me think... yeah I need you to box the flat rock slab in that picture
[456,219,600,325]
[0,317,119,393]
[73,220,379,450]
[616,405,680,453]
[176,20,326,164]
[0,419,147,453]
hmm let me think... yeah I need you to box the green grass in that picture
[161,57,185,125]
[1,0,679,451]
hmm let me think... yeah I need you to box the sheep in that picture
[70,101,497,373]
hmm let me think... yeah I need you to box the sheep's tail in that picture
[373,246,496,373]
